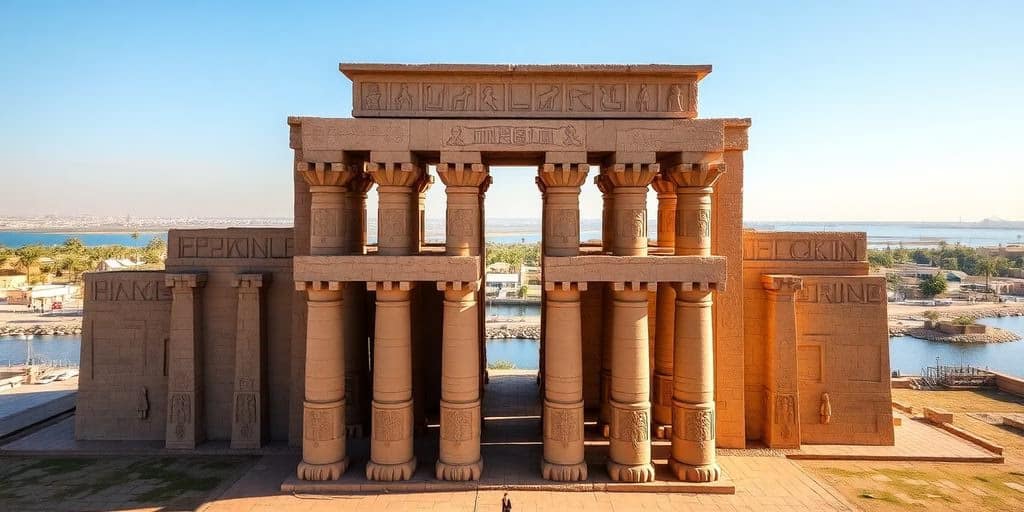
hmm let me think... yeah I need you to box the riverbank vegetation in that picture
[868,243,1023,276]
[0,236,167,286]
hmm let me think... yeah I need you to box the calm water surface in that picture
[0,232,164,247]
[0,335,81,366]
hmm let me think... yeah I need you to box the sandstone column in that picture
[542,282,588,481]
[536,159,590,481]
[651,175,677,438]
[435,156,488,481]
[367,281,417,481]
[666,162,725,482]
[366,156,424,256]
[299,161,369,437]
[231,273,267,449]
[296,281,349,481]
[435,282,483,480]
[603,161,658,483]
[761,275,804,448]
[413,174,434,252]
[595,174,614,429]
[165,273,206,449]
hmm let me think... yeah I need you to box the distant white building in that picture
[6,284,77,308]
[486,273,521,298]
[96,258,142,271]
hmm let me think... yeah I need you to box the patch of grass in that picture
[820,467,865,478]
[24,458,95,476]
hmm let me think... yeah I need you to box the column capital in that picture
[231,273,268,289]
[297,161,359,188]
[761,274,804,295]
[166,273,207,289]
[594,173,613,195]
[538,162,589,189]
[665,162,726,189]
[435,280,481,292]
[366,281,414,292]
[674,280,724,294]
[437,162,489,188]
[651,174,678,196]
[611,281,657,293]
[601,162,660,189]
[543,281,588,293]
[364,159,424,187]
[294,280,344,292]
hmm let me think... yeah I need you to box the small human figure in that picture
[820,392,833,425]
[481,86,499,110]
[501,492,512,512]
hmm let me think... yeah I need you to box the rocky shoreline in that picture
[897,326,1021,344]
[486,324,540,340]
[0,323,83,337]
[888,303,1024,341]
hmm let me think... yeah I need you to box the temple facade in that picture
[76,63,893,487]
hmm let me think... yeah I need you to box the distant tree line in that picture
[485,242,540,270]
[868,242,1022,277]
[0,235,167,285]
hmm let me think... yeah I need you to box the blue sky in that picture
[1,0,1022,221]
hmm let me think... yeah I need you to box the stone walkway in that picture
[0,377,77,438]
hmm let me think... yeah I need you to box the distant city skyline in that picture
[1,1,1022,222]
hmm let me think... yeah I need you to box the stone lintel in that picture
[439,151,482,164]
[543,255,726,288]
[231,273,269,288]
[288,118,730,162]
[294,255,480,284]
[340,63,710,120]
[165,273,207,289]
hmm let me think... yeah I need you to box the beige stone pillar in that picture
[297,161,356,256]
[595,174,614,429]
[413,174,433,252]
[231,273,267,449]
[607,284,656,482]
[666,161,725,482]
[595,174,614,253]
[367,281,417,481]
[541,282,588,481]
[346,173,373,255]
[761,275,804,449]
[670,285,719,482]
[437,159,488,256]
[296,281,349,481]
[435,282,483,480]
[366,156,424,256]
[651,175,677,438]
[165,273,206,449]
[602,161,658,482]
[538,160,589,256]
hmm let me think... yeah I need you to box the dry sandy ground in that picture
[0,304,81,329]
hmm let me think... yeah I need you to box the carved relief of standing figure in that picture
[820,392,832,425]
[537,85,560,111]
[394,84,414,110]
[363,84,382,110]
[668,84,685,111]
[137,386,149,420]
[636,84,651,111]
[480,86,499,110]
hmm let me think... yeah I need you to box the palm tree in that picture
[977,258,996,293]
[130,232,140,265]
[14,245,46,285]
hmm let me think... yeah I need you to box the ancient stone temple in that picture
[76,63,894,489]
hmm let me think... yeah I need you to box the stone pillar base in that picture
[366,457,418,481]
[435,459,483,481]
[541,460,588,482]
[606,461,656,483]
[670,460,721,482]
[297,458,349,481]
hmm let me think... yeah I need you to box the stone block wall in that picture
[76,271,172,440]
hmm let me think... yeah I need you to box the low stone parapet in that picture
[923,407,953,424]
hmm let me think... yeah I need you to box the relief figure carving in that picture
[618,209,646,240]
[668,84,685,111]
[393,83,414,110]
[568,85,592,111]
[451,85,472,110]
[775,394,797,439]
[236,393,257,440]
[636,84,651,111]
[548,408,581,446]
[424,84,444,110]
[820,392,833,425]
[170,393,191,440]
[537,84,560,111]
[614,408,649,447]
[363,83,382,110]
[447,209,475,237]
[599,85,623,111]
[684,409,714,442]
[441,408,472,443]
[480,86,499,110]
[374,409,406,443]
[548,209,579,243]
[304,408,334,442]
[697,208,711,241]
[137,386,149,420]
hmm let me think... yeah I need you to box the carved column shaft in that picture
[762,275,803,449]
[438,162,488,256]
[299,162,356,256]
[669,163,725,257]
[652,175,678,435]
[231,274,266,449]
[297,283,349,481]
[670,287,720,482]
[437,284,483,481]
[165,273,206,450]
[541,284,587,481]
[596,174,614,253]
[538,162,588,257]
[606,286,655,483]
[605,163,658,257]
[367,283,417,481]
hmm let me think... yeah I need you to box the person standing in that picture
[501,492,512,512]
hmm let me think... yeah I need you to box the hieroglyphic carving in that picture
[374,408,408,443]
[480,85,502,111]
[312,208,342,238]
[820,393,833,425]
[536,84,560,111]
[137,387,149,420]
[775,394,797,439]
[443,125,583,149]
[441,407,473,443]
[447,209,475,238]
[236,393,257,440]
[304,408,335,443]
[393,83,415,110]
[546,407,582,446]
[684,409,715,442]
[697,208,711,241]
[381,209,409,241]
[169,393,191,440]
[618,209,647,240]
[363,83,383,110]
[568,85,593,112]
[612,408,650,447]
[450,84,474,111]
[599,84,624,111]
[547,209,579,244]
[174,235,295,259]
